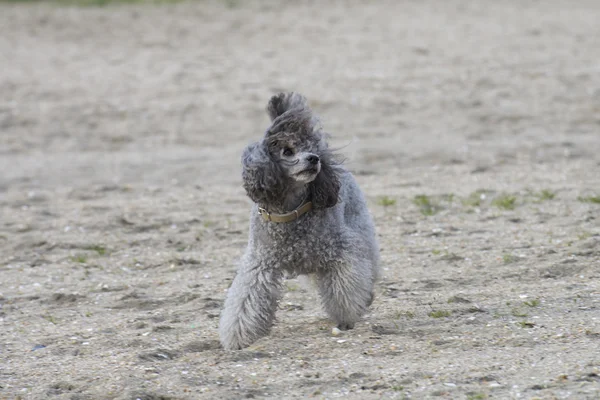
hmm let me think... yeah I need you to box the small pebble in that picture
[331,327,342,336]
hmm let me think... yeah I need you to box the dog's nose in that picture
[307,155,320,165]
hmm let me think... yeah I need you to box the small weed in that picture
[442,193,455,203]
[467,393,488,400]
[391,385,404,391]
[502,253,516,264]
[523,299,540,307]
[71,254,87,264]
[413,195,441,216]
[577,232,591,240]
[462,189,492,208]
[428,310,451,318]
[462,196,480,207]
[440,251,463,262]
[431,249,441,255]
[394,310,415,319]
[43,314,57,324]
[511,308,528,317]
[85,312,93,317]
[492,194,517,210]
[378,196,396,207]
[413,194,431,208]
[578,195,600,204]
[537,190,555,201]
[86,245,107,256]
[447,295,472,304]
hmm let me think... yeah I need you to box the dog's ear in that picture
[310,151,341,209]
[241,141,286,205]
[267,92,308,121]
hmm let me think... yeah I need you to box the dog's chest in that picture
[260,216,341,271]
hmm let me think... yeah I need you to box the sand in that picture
[1,0,599,398]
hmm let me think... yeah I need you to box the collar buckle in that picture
[258,207,271,221]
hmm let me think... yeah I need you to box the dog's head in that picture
[241,92,340,209]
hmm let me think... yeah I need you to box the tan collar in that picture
[258,201,313,223]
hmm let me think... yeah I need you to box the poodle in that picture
[219,92,379,350]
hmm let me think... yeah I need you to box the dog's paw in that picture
[337,322,355,331]
[219,329,247,351]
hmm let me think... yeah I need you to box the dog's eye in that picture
[282,148,294,157]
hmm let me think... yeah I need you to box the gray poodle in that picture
[219,92,379,350]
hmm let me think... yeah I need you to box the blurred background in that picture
[2,0,598,190]
[1,1,599,399]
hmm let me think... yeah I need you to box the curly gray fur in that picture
[219,92,380,350]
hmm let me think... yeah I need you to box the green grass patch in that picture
[461,189,493,208]
[537,189,555,201]
[86,245,107,256]
[377,196,396,207]
[440,251,463,262]
[447,295,472,304]
[578,195,600,204]
[511,308,528,317]
[413,194,441,216]
[467,394,488,400]
[428,310,451,318]
[462,193,482,207]
[71,254,88,264]
[523,299,540,307]
[442,193,455,203]
[492,194,517,210]
[394,310,415,319]
[502,253,516,264]
[577,232,591,240]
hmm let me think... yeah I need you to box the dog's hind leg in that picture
[219,257,284,350]
[317,261,374,330]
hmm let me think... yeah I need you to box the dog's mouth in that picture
[296,167,319,176]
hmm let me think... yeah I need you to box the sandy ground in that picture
[1,0,600,399]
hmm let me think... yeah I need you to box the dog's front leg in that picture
[219,256,283,350]
[317,261,374,331]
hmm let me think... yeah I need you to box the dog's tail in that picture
[266,92,309,121]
